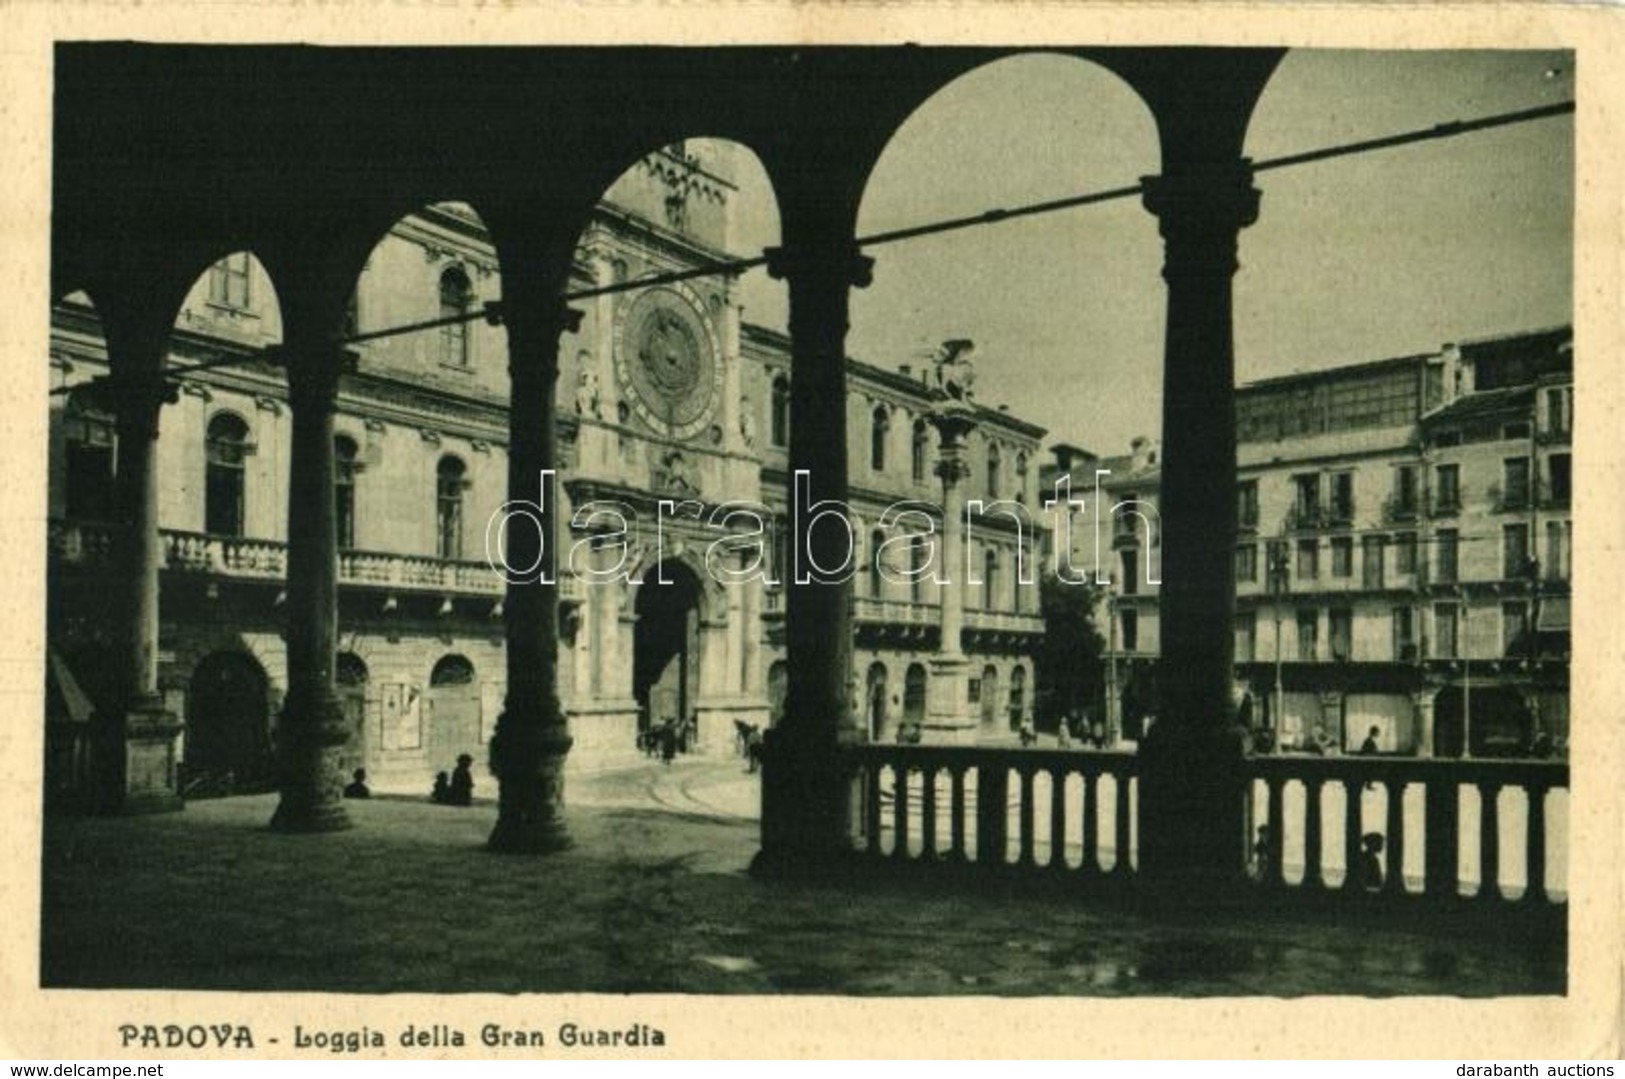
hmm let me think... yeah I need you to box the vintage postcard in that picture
[1,0,1620,1062]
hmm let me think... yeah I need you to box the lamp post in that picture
[1268,538,1289,746]
[1459,587,1472,760]
[1105,585,1120,746]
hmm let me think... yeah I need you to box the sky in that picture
[719,49,1574,456]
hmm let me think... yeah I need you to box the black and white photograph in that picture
[6,1,1622,1062]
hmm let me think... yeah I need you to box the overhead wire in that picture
[49,99,1574,396]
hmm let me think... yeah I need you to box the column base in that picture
[1135,718,1250,892]
[270,693,352,833]
[84,702,184,816]
[922,653,976,743]
[753,727,857,874]
[487,719,573,855]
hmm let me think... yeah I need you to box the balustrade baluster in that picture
[1478,781,1502,902]
[864,763,882,857]
[1524,782,1548,904]
[1113,771,1132,877]
[1384,779,1407,896]
[1081,771,1099,874]
[892,764,910,860]
[1342,778,1364,894]
[1424,775,1460,901]
[1049,766,1069,872]
[920,762,939,858]
[1265,777,1286,888]
[1018,766,1036,867]
[949,767,966,861]
[976,765,1008,867]
[1304,777,1324,890]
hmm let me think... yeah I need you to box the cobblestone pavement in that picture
[39,755,1564,996]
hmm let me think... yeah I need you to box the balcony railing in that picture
[50,520,514,597]
[836,744,1567,914]
[849,596,1046,635]
[1247,755,1567,905]
[842,744,1139,878]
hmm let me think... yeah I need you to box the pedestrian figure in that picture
[745,726,764,773]
[431,771,451,805]
[1360,832,1385,891]
[1251,823,1272,882]
[659,719,678,765]
[1359,725,1381,755]
[448,753,474,806]
[1056,717,1071,749]
[343,768,370,799]
[1018,717,1037,747]
[1090,718,1107,749]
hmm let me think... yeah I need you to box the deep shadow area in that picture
[40,782,1564,997]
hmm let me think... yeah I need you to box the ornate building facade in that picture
[1043,326,1572,758]
[46,142,1044,797]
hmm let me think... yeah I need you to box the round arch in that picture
[183,650,273,795]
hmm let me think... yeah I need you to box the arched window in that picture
[205,413,251,537]
[986,441,1002,499]
[911,418,930,484]
[1015,451,1029,505]
[63,388,116,520]
[869,528,886,598]
[870,405,890,472]
[430,653,475,686]
[438,266,473,369]
[436,456,467,560]
[334,435,359,549]
[770,374,790,448]
[1009,665,1027,729]
[208,252,252,310]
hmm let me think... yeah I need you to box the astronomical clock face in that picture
[614,284,723,442]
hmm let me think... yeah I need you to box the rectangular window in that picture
[1266,540,1289,592]
[1545,387,1569,437]
[1329,609,1353,661]
[1235,543,1257,583]
[1361,534,1385,589]
[1296,609,1319,661]
[208,252,252,309]
[1237,480,1259,528]
[1434,464,1460,513]
[1234,611,1256,662]
[1434,603,1459,659]
[1547,453,1571,506]
[1120,608,1139,653]
[1436,528,1459,584]
[1119,548,1138,596]
[1392,606,1416,661]
[1544,520,1567,582]
[1296,538,1319,581]
[1393,464,1418,517]
[1502,601,1530,657]
[1502,457,1530,510]
[1293,473,1320,522]
[1330,536,1353,578]
[1329,472,1354,522]
[1394,531,1417,575]
[1503,523,1529,579]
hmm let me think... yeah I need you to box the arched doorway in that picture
[979,663,1000,733]
[634,561,703,746]
[1008,665,1027,731]
[903,663,927,735]
[184,651,272,793]
[336,652,369,774]
[865,662,890,742]
[425,654,479,774]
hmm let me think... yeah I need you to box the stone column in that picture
[1412,690,1436,758]
[754,237,872,873]
[271,339,354,833]
[924,402,979,743]
[92,365,182,815]
[1134,161,1261,889]
[488,266,582,854]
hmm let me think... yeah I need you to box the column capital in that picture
[764,242,874,290]
[1141,162,1261,279]
[102,375,179,439]
[280,345,359,412]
